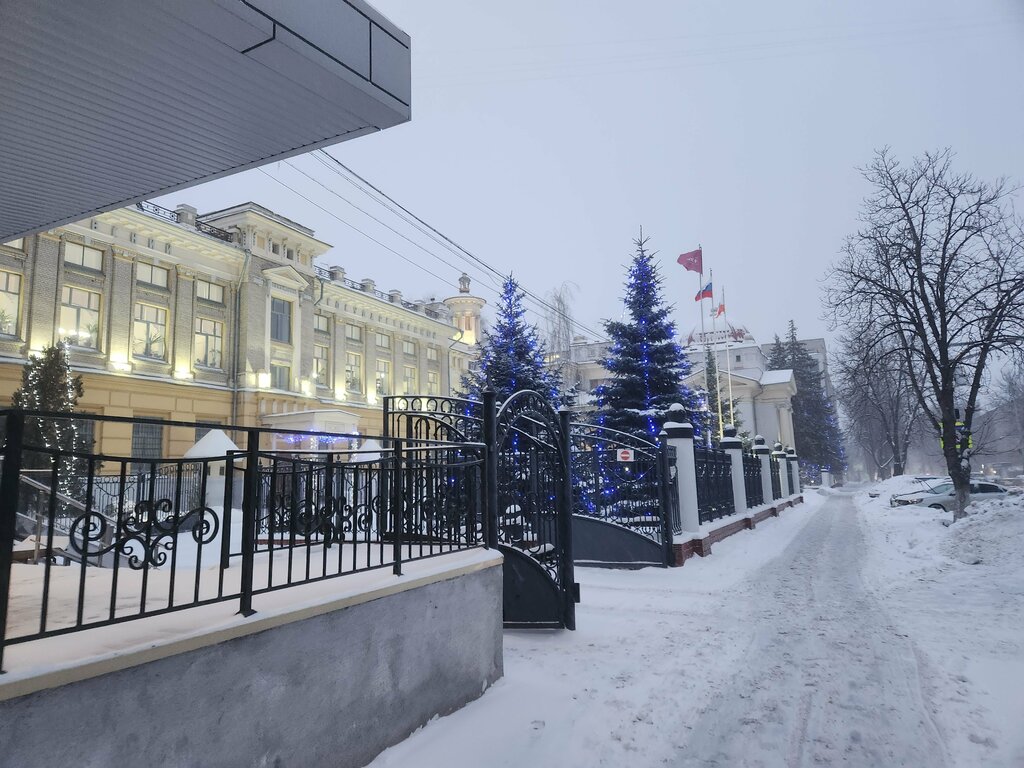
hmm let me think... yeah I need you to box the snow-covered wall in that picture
[0,558,503,768]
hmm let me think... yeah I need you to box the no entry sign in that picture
[616,448,634,462]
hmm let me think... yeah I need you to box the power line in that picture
[315,149,605,339]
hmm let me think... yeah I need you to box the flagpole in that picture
[709,269,724,440]
[697,246,710,425]
[723,286,735,427]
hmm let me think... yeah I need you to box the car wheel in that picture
[928,504,945,511]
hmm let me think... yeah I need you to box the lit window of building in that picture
[346,352,363,394]
[427,371,440,395]
[0,271,21,336]
[403,365,417,394]
[194,318,223,369]
[64,242,103,271]
[59,286,100,348]
[375,332,390,350]
[196,279,224,303]
[375,359,390,395]
[133,303,167,359]
[137,262,169,288]
[314,344,330,387]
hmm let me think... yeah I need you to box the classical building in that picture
[0,201,483,456]
[568,321,799,449]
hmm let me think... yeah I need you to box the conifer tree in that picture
[461,275,562,405]
[592,235,706,440]
[771,321,846,480]
[11,342,87,493]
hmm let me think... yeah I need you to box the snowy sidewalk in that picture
[369,489,1023,767]
[369,492,828,768]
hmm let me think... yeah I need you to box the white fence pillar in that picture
[821,469,832,488]
[721,425,746,512]
[754,435,772,505]
[663,417,699,536]
[786,447,801,495]
[773,442,791,498]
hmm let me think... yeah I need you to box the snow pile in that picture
[857,484,1024,767]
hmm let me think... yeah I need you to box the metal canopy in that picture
[0,0,411,242]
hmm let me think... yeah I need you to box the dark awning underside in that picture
[0,0,411,242]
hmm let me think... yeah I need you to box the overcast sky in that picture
[156,0,1024,349]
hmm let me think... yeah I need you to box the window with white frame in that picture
[136,262,169,288]
[403,365,417,394]
[314,313,330,333]
[133,303,168,359]
[194,318,223,369]
[345,324,362,343]
[375,359,390,395]
[314,344,330,387]
[345,352,363,393]
[375,332,390,350]
[402,340,416,356]
[64,242,103,271]
[196,279,224,303]
[426,346,438,363]
[270,297,292,343]
[59,286,100,348]
[0,271,21,336]
[270,363,291,390]
[427,371,440,396]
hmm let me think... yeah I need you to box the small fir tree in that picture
[592,235,706,440]
[11,342,87,493]
[461,275,562,404]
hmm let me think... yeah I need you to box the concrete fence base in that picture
[673,496,804,566]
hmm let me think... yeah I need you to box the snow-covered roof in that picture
[759,369,795,386]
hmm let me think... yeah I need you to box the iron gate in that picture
[569,423,676,567]
[384,391,577,629]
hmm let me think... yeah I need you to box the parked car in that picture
[890,480,1015,511]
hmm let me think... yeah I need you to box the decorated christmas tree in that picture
[11,342,87,493]
[592,235,706,441]
[461,275,562,405]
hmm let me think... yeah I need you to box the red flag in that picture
[694,282,713,301]
[715,302,725,318]
[677,248,702,273]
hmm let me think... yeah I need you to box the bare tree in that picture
[826,149,1024,519]
[545,282,579,399]
[834,320,922,478]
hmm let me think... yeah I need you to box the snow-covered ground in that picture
[368,485,1024,768]
[858,483,1024,767]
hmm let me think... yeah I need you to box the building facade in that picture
[0,201,482,457]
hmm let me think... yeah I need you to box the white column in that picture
[720,425,746,513]
[821,470,832,488]
[754,435,772,505]
[773,443,791,498]
[787,447,801,494]
[663,416,699,536]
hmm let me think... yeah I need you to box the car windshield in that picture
[924,482,953,494]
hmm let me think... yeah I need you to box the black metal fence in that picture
[694,445,735,523]
[743,452,763,508]
[0,409,485,670]
[769,456,782,500]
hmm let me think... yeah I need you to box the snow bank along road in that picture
[370,491,1020,768]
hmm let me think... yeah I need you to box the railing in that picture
[0,409,485,670]
[769,456,782,500]
[743,452,763,508]
[135,201,234,243]
[694,444,735,524]
[569,423,675,549]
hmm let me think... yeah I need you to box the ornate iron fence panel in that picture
[493,391,575,629]
[0,409,485,670]
[770,456,782,499]
[694,445,735,524]
[568,422,675,567]
[743,452,763,508]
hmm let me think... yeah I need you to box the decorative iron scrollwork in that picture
[69,500,220,569]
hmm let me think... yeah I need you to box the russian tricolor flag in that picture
[694,282,713,302]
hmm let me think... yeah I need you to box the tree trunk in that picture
[947,456,971,522]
